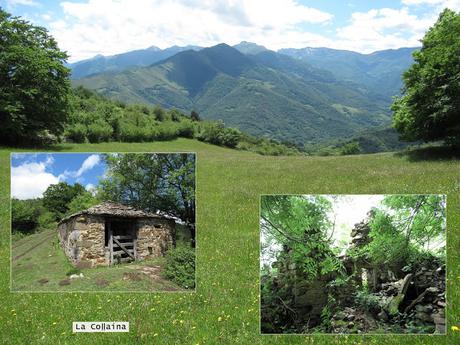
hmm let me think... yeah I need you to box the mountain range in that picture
[72,42,418,145]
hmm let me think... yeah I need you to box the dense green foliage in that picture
[393,9,460,146]
[65,192,98,216]
[0,9,71,145]
[99,153,196,245]
[351,195,446,270]
[42,182,86,220]
[11,199,42,234]
[66,86,298,155]
[163,246,196,289]
[261,196,342,279]
[12,182,91,234]
[11,198,56,235]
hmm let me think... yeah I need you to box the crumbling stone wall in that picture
[269,248,330,327]
[136,218,175,260]
[58,214,106,268]
[332,214,446,334]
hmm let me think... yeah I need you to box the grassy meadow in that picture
[0,138,459,344]
[11,229,183,292]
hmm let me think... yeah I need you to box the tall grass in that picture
[0,140,459,344]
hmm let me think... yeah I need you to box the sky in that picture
[329,195,383,248]
[11,153,106,199]
[2,0,459,62]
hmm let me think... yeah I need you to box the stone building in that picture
[58,202,175,268]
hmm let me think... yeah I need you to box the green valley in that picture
[74,44,400,146]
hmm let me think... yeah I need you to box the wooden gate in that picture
[107,221,137,265]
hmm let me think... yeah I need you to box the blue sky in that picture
[11,153,106,199]
[2,0,459,62]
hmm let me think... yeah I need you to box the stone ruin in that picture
[58,202,175,268]
[331,214,446,334]
[262,244,332,330]
[262,212,446,334]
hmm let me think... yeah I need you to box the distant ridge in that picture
[74,43,411,145]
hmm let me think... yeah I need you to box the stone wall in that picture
[268,248,330,328]
[136,218,175,260]
[59,215,175,267]
[58,214,106,268]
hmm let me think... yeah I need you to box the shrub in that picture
[175,120,196,138]
[354,289,381,314]
[169,109,182,122]
[196,122,241,148]
[65,123,87,143]
[11,199,42,234]
[119,123,149,142]
[164,246,195,289]
[153,124,179,141]
[219,127,241,148]
[340,141,361,155]
[87,120,113,143]
[37,211,57,231]
[153,106,165,121]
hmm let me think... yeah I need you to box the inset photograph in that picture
[260,195,446,334]
[11,152,195,292]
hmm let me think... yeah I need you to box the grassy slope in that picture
[0,138,459,344]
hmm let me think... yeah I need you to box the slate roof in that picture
[58,201,165,224]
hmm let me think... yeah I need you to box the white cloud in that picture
[5,0,40,7]
[76,154,100,177]
[11,160,59,200]
[59,154,101,180]
[48,0,332,61]
[85,183,95,191]
[335,7,435,53]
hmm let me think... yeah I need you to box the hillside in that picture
[311,127,418,155]
[69,45,201,79]
[1,141,459,343]
[75,44,393,145]
[279,46,418,97]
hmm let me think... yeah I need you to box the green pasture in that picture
[0,138,459,344]
[11,229,183,292]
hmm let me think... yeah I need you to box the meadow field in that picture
[0,138,459,344]
[11,229,184,292]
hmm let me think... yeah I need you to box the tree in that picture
[190,110,200,121]
[99,153,196,246]
[65,192,99,217]
[11,198,42,234]
[261,195,342,279]
[0,9,71,145]
[392,9,460,147]
[355,195,446,271]
[42,182,86,220]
